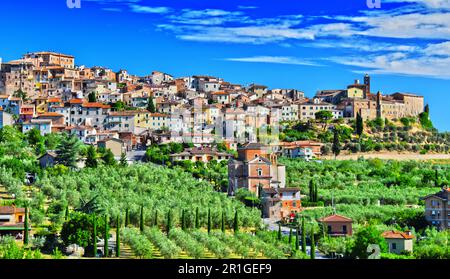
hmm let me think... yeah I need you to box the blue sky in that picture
[1,0,449,130]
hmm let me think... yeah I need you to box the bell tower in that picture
[364,74,371,99]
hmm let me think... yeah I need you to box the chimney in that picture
[355,79,360,85]
[405,230,412,236]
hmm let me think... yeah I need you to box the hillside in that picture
[280,115,449,155]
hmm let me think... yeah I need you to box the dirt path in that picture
[323,152,450,161]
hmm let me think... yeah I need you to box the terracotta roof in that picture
[318,214,352,222]
[38,112,64,117]
[47,98,62,103]
[82,102,111,109]
[69,98,84,104]
[382,230,414,240]
[0,206,25,214]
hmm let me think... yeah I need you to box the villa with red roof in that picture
[318,214,353,236]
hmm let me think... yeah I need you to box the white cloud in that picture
[350,12,450,39]
[329,52,450,79]
[309,40,419,53]
[158,24,316,44]
[384,0,450,9]
[225,56,320,66]
[129,4,171,14]
[423,41,450,55]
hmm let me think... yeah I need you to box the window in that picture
[391,243,397,250]
[328,226,332,233]
[257,168,263,176]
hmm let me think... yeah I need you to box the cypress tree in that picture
[147,96,156,113]
[125,208,129,227]
[24,206,29,246]
[221,212,225,233]
[195,207,199,229]
[310,229,316,260]
[116,216,120,258]
[356,112,364,138]
[288,228,293,244]
[332,129,341,159]
[88,91,97,103]
[140,206,144,232]
[277,224,282,241]
[154,210,158,228]
[104,215,109,257]
[167,210,171,237]
[233,210,239,233]
[301,217,307,253]
[64,205,69,221]
[309,180,314,201]
[181,209,186,231]
[207,209,211,234]
[93,214,97,257]
[295,225,299,251]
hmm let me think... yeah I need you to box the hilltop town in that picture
[0,51,449,260]
[0,51,435,147]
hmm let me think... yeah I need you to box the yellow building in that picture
[346,86,365,98]
[135,111,169,130]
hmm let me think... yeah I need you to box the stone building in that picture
[228,143,285,196]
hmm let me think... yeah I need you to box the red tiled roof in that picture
[38,112,63,117]
[69,99,83,104]
[382,230,414,239]
[82,102,110,109]
[47,98,62,103]
[318,214,352,222]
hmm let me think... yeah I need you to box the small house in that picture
[38,151,58,168]
[0,206,30,237]
[382,230,414,255]
[318,214,353,236]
